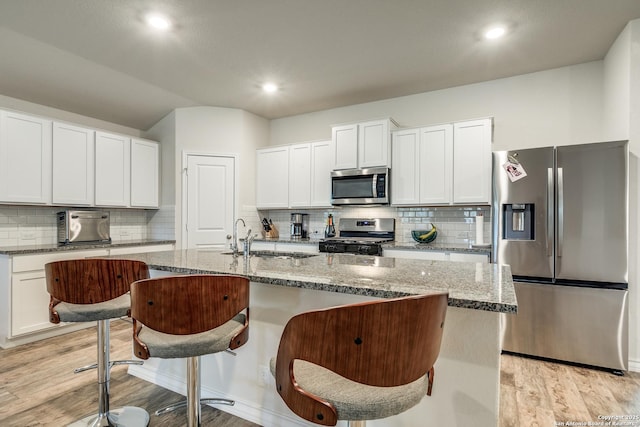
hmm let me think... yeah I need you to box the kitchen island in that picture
[110,249,516,427]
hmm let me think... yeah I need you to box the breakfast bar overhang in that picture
[109,249,516,427]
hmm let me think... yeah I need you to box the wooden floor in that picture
[1,320,639,426]
[500,353,640,427]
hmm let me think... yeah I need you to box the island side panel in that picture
[129,277,502,427]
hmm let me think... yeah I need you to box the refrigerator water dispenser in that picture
[503,203,534,240]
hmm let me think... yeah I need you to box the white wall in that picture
[270,61,604,151]
[151,106,270,247]
[603,25,631,142]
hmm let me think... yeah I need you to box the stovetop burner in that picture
[319,218,395,255]
[321,236,393,244]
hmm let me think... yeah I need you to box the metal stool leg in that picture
[70,319,150,427]
[155,356,234,427]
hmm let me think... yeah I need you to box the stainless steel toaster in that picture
[57,210,111,245]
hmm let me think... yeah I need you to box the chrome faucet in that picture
[231,218,246,256]
[243,229,257,258]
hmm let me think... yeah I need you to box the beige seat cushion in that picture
[270,357,429,421]
[140,314,246,359]
[54,294,131,323]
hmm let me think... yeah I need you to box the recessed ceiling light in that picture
[146,13,172,31]
[484,25,506,40]
[262,83,279,93]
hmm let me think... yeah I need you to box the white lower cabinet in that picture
[382,248,488,263]
[8,249,108,343]
[11,270,51,337]
[1,244,174,348]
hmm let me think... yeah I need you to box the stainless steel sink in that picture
[220,251,318,260]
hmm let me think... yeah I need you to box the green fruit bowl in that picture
[412,228,437,244]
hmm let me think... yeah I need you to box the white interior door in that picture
[185,155,235,249]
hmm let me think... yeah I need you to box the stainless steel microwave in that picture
[331,167,389,205]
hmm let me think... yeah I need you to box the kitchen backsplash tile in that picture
[147,205,176,240]
[258,205,492,246]
[0,203,490,248]
[0,205,159,247]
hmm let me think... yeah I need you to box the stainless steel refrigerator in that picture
[493,141,628,372]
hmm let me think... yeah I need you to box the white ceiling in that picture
[1,0,639,130]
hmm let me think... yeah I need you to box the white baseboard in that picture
[627,358,640,373]
[128,364,312,427]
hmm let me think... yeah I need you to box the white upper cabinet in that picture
[331,124,358,170]
[332,119,395,170]
[95,131,130,207]
[52,122,95,205]
[289,143,312,207]
[391,128,420,205]
[0,111,52,204]
[358,119,391,168]
[309,140,332,207]
[256,146,289,209]
[452,119,492,204]
[257,140,333,209]
[420,124,453,204]
[391,119,491,206]
[130,138,159,208]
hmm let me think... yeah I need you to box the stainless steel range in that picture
[319,218,394,256]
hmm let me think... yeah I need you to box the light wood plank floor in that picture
[1,319,639,426]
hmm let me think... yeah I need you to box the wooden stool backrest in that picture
[274,292,448,426]
[46,259,149,322]
[130,274,250,357]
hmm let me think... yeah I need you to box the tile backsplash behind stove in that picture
[258,206,491,245]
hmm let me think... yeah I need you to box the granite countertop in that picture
[383,241,492,254]
[107,249,516,314]
[0,239,176,255]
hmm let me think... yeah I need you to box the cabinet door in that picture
[332,124,358,170]
[358,119,390,168]
[419,124,453,204]
[0,111,52,204]
[11,270,54,336]
[52,122,95,205]
[452,119,492,204]
[130,138,159,208]
[310,140,332,207]
[391,129,420,205]
[288,143,311,207]
[95,132,130,207]
[256,146,289,208]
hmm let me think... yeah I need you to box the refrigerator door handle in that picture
[557,167,564,257]
[547,168,553,257]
